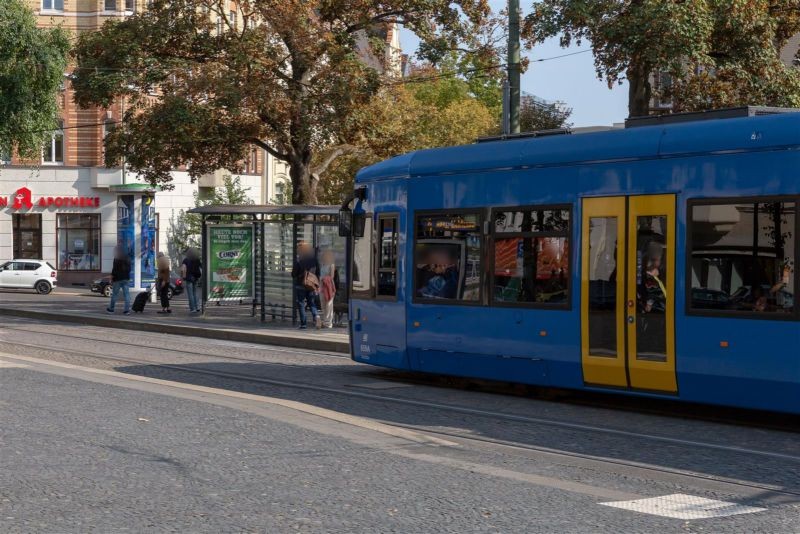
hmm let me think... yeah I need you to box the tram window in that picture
[689,200,796,316]
[351,214,374,298]
[415,212,482,302]
[492,207,570,306]
[377,216,398,297]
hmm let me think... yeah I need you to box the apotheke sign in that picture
[0,187,100,210]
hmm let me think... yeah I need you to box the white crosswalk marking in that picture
[601,493,767,519]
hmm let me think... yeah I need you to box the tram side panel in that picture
[673,150,800,414]
[403,167,585,389]
[351,179,410,370]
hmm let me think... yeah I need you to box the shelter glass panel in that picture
[689,200,795,315]
[415,213,482,302]
[57,214,100,271]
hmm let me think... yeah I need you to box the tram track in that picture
[3,339,800,503]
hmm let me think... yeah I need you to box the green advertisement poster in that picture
[207,225,254,301]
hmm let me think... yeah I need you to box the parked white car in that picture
[0,260,58,294]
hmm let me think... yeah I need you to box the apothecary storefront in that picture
[0,180,157,288]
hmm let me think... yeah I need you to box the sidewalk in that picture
[0,288,350,353]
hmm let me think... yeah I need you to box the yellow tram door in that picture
[581,195,677,393]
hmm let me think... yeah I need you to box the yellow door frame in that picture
[581,197,627,387]
[627,194,677,393]
[581,194,677,393]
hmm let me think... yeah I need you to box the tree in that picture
[72,0,495,204]
[519,95,572,131]
[318,73,497,204]
[669,1,800,111]
[168,175,254,260]
[525,0,800,118]
[0,0,69,159]
[525,0,713,118]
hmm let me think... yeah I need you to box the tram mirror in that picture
[353,211,366,238]
[338,208,352,237]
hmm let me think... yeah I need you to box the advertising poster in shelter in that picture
[140,195,157,288]
[116,195,135,287]
[207,225,254,301]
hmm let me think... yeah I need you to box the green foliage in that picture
[525,0,800,116]
[72,0,498,203]
[168,175,254,259]
[318,74,497,204]
[0,0,69,159]
[519,96,572,132]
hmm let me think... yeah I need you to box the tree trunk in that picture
[289,156,317,205]
[627,62,652,118]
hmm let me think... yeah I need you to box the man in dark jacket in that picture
[107,246,132,314]
[291,242,321,329]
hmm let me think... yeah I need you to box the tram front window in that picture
[689,200,795,315]
[415,213,481,301]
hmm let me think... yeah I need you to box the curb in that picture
[0,307,350,354]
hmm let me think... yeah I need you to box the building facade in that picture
[0,0,269,287]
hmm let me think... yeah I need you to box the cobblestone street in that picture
[1,317,799,532]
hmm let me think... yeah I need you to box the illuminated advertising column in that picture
[140,195,156,288]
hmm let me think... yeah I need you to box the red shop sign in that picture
[0,187,100,210]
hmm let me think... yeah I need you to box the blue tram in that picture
[343,110,800,414]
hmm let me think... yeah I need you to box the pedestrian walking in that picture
[180,247,202,314]
[107,247,132,315]
[291,242,321,329]
[156,253,172,314]
[319,249,339,328]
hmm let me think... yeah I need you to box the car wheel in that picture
[103,285,113,298]
[35,281,52,295]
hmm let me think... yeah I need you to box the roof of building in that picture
[356,111,800,183]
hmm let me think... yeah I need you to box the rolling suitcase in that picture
[132,291,149,313]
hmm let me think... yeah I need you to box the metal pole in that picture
[201,215,207,315]
[260,218,266,322]
[502,80,510,135]
[508,0,521,134]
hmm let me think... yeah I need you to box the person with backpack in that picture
[291,242,321,329]
[180,247,202,314]
[107,246,132,315]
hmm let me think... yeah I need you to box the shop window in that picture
[57,214,101,271]
[0,148,10,165]
[415,212,482,302]
[377,216,398,297]
[42,0,64,11]
[43,121,64,165]
[492,207,570,306]
[13,215,43,260]
[351,215,374,298]
[689,199,796,316]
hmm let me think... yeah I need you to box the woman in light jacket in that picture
[318,249,339,328]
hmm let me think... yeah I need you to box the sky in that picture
[398,2,630,127]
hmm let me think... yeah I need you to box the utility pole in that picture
[508,0,521,134]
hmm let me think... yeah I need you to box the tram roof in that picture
[356,112,800,183]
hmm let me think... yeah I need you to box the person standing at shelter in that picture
[107,247,132,315]
[319,249,339,328]
[292,242,321,329]
[156,253,172,314]
[181,247,202,314]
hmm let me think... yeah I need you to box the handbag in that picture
[303,270,320,291]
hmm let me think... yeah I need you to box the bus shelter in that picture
[189,205,350,324]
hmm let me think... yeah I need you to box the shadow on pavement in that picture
[114,359,800,494]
